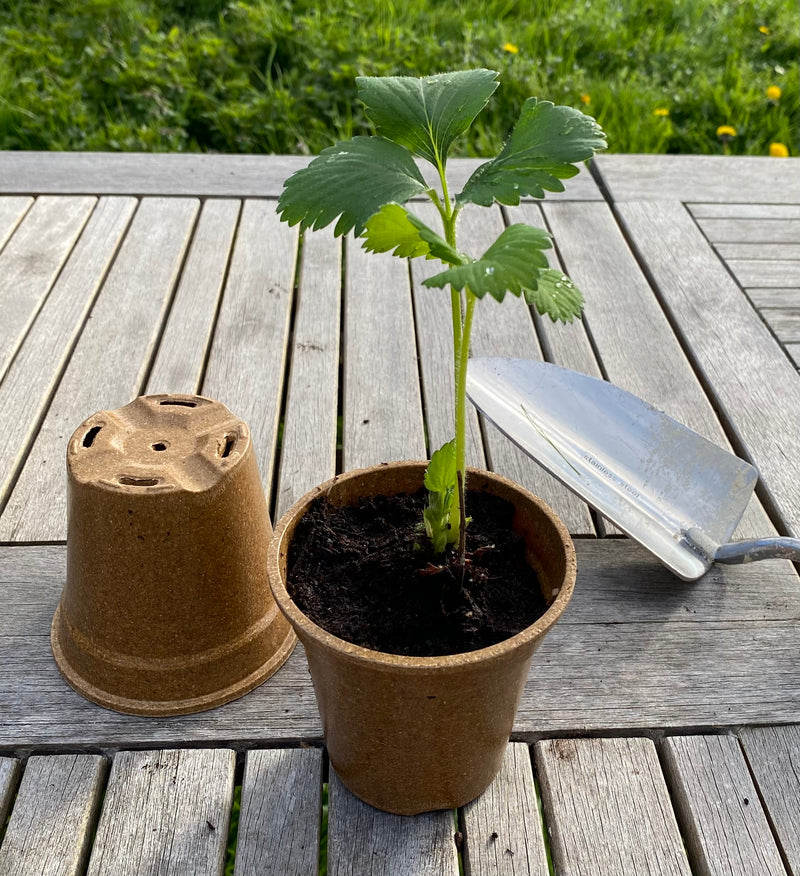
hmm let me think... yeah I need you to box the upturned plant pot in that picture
[51,394,296,716]
[267,461,576,815]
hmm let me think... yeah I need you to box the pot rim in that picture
[267,461,577,671]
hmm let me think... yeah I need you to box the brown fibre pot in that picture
[51,394,296,716]
[267,461,576,815]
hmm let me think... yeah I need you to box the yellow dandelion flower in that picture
[654,107,669,117]
[503,42,519,54]
[716,125,737,138]
[769,142,789,157]
[766,85,782,101]
[759,25,770,34]
[580,93,591,105]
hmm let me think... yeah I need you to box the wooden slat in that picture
[146,198,240,395]
[409,202,485,468]
[0,197,136,507]
[2,540,799,747]
[595,155,800,203]
[460,743,549,876]
[86,749,235,876]
[0,195,95,384]
[0,756,21,826]
[201,199,297,497]
[661,734,786,876]
[615,200,800,538]
[0,197,199,542]
[342,237,426,470]
[785,343,800,369]
[761,309,800,343]
[696,219,800,244]
[727,259,800,288]
[0,152,603,200]
[740,725,800,875]
[691,204,800,220]
[0,196,32,250]
[541,199,774,540]
[234,748,323,876]
[747,288,800,308]
[274,228,341,519]
[327,769,460,876]
[716,243,800,260]
[460,205,596,536]
[536,737,692,876]
[0,754,106,876]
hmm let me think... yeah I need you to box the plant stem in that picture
[454,290,475,478]
[434,156,473,554]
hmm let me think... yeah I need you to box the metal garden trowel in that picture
[466,357,800,580]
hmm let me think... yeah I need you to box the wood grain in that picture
[0,197,136,508]
[760,309,800,343]
[2,540,799,747]
[541,199,774,540]
[342,236,426,470]
[661,734,786,876]
[274,227,341,519]
[716,243,800,260]
[615,199,800,538]
[327,769,460,876]
[726,259,800,288]
[0,756,21,828]
[234,748,323,876]
[0,197,199,542]
[536,736,692,876]
[695,219,800,244]
[0,196,32,250]
[86,749,235,876]
[461,742,549,876]
[690,204,800,220]
[746,288,800,308]
[0,195,95,384]
[739,725,800,875]
[0,754,106,876]
[201,199,297,497]
[595,155,800,203]
[146,198,241,395]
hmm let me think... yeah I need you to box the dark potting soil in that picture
[286,488,548,657]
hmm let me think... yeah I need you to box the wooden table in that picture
[1,152,799,875]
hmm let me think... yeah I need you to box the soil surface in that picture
[286,488,547,657]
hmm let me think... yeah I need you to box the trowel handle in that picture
[715,537,800,565]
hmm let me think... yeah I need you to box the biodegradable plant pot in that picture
[51,394,296,716]
[267,461,576,815]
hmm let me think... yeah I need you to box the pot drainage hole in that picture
[119,476,160,487]
[82,425,102,448]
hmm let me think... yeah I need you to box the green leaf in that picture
[276,136,429,236]
[423,224,552,302]
[357,69,499,167]
[361,204,465,264]
[457,99,607,207]
[420,440,458,553]
[425,439,457,493]
[524,269,585,323]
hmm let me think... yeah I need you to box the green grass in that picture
[0,0,796,156]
